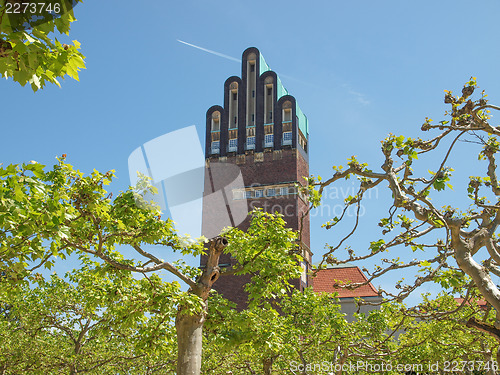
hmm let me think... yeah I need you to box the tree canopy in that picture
[0,261,178,374]
[0,159,301,375]
[307,78,500,345]
[4,63,500,370]
[0,0,85,91]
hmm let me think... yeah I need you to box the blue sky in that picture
[2,0,500,302]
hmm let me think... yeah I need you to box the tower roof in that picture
[246,48,308,138]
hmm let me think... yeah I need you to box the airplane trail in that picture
[176,39,241,63]
[176,39,318,87]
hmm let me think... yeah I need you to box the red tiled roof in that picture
[454,298,488,309]
[312,266,379,298]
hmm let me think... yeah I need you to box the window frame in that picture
[264,134,274,148]
[246,136,256,150]
[282,131,292,145]
[211,140,220,154]
[228,138,238,152]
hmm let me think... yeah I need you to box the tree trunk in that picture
[176,308,205,375]
[263,357,273,375]
[175,236,228,375]
[335,347,347,375]
[466,317,500,341]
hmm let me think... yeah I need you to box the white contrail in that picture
[176,40,241,63]
[176,39,345,97]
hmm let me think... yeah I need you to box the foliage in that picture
[0,159,301,374]
[0,0,85,91]
[395,294,499,369]
[203,289,393,374]
[0,159,198,290]
[222,211,302,307]
[202,292,499,374]
[0,260,177,374]
[202,289,348,374]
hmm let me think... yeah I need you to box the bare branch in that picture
[64,240,197,288]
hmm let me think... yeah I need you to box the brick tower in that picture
[201,47,311,308]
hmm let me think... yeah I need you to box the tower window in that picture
[212,111,221,132]
[264,134,274,148]
[252,90,255,98]
[251,114,255,123]
[267,87,272,96]
[299,130,307,152]
[228,138,237,152]
[282,121,292,132]
[250,64,255,72]
[228,87,238,130]
[282,131,292,145]
[283,108,292,122]
[269,111,272,120]
[211,118,220,132]
[211,141,220,154]
[246,136,255,150]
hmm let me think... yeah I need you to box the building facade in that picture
[200,47,311,307]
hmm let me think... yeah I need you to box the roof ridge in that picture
[312,266,379,298]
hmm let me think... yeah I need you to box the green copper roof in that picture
[259,52,309,138]
[276,75,289,99]
[259,53,271,76]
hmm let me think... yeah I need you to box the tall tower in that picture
[201,47,311,308]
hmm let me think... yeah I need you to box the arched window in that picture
[264,76,274,125]
[246,53,257,127]
[282,101,292,146]
[211,111,220,132]
[229,82,238,129]
[210,111,221,154]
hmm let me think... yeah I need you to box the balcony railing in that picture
[282,120,292,133]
